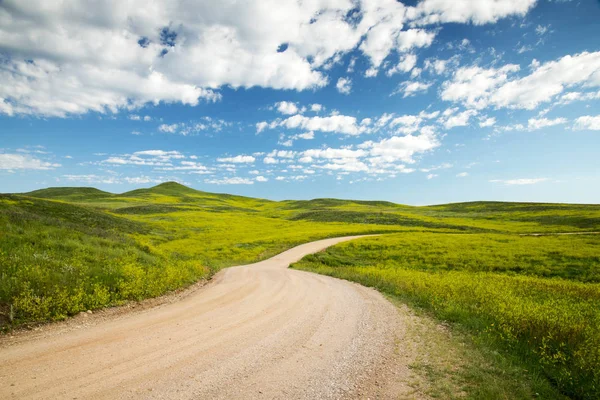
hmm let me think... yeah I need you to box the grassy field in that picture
[292,233,600,399]
[1,181,599,398]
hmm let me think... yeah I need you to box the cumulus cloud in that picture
[310,104,323,113]
[204,177,254,185]
[479,117,496,127]
[527,117,567,130]
[439,108,478,129]
[394,81,432,97]
[158,124,180,133]
[490,178,548,185]
[573,115,600,131]
[275,101,301,115]
[273,114,371,136]
[336,77,352,95]
[557,91,600,105]
[363,129,440,164]
[387,54,418,76]
[102,150,185,166]
[216,155,256,163]
[442,52,600,110]
[158,119,230,135]
[0,0,536,117]
[411,0,537,25]
[441,64,520,109]
[0,153,61,170]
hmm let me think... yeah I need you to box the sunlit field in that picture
[1,182,599,398]
[292,233,600,399]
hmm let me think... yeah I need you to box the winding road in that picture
[0,236,405,399]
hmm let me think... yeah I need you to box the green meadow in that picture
[1,182,599,398]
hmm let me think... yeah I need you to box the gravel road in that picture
[0,236,412,399]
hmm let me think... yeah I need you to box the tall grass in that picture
[4,183,600,397]
[0,193,402,325]
[292,233,600,399]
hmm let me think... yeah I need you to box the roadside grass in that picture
[3,182,600,398]
[387,297,567,400]
[0,188,408,326]
[0,195,209,325]
[292,233,600,399]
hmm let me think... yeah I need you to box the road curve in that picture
[0,236,403,399]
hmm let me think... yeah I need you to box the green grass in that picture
[2,182,599,398]
[292,233,600,399]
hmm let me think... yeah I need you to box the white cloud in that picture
[427,174,438,180]
[102,150,184,166]
[158,123,180,133]
[412,0,537,25]
[396,29,436,51]
[535,24,550,36]
[456,172,469,177]
[62,174,186,185]
[336,77,352,95]
[421,162,453,172]
[310,104,323,113]
[442,52,600,110]
[256,121,269,133]
[63,174,121,184]
[573,115,600,131]
[395,81,432,97]
[557,91,600,105]
[155,161,212,174]
[387,54,417,76]
[490,178,548,185]
[217,155,255,163]
[276,114,370,136]
[0,1,537,117]
[365,67,379,78]
[479,117,496,127]
[255,176,268,182]
[527,117,567,130]
[0,153,61,170]
[424,57,458,75]
[361,128,440,164]
[275,101,300,115]
[295,131,315,140]
[440,109,478,129]
[441,64,520,109]
[157,119,229,135]
[205,177,254,185]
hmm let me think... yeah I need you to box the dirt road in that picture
[0,236,407,399]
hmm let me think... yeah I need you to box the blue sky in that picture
[1,0,599,205]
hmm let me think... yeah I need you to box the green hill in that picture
[120,181,204,198]
[23,186,113,201]
[2,182,600,398]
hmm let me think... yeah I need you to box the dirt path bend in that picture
[0,236,408,400]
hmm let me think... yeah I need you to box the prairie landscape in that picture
[2,0,600,399]
[1,182,599,398]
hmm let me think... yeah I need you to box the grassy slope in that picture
[3,182,599,398]
[292,233,600,399]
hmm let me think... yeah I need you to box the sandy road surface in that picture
[0,236,408,399]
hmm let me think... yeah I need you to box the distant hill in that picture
[120,181,204,198]
[23,187,113,201]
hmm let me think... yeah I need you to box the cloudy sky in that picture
[1,0,599,204]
